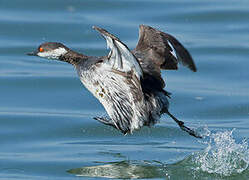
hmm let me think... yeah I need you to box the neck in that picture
[59,50,88,65]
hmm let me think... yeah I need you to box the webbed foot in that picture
[93,116,129,135]
[166,111,202,139]
[93,116,116,128]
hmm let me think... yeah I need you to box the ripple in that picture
[68,160,165,179]
[67,129,249,179]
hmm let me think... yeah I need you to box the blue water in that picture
[1,0,249,179]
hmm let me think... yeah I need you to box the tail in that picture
[166,111,202,139]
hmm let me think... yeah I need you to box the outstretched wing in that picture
[92,26,147,133]
[134,25,197,72]
[93,26,143,79]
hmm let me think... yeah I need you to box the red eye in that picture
[39,47,44,52]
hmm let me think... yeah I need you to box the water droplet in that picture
[193,129,249,176]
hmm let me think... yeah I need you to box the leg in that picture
[166,111,202,139]
[93,116,129,135]
[93,116,117,128]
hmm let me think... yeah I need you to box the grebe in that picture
[27,25,201,138]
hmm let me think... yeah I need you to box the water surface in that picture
[1,0,249,179]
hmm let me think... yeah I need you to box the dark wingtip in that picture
[190,64,197,72]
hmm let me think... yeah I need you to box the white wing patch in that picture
[167,40,178,60]
[94,26,143,79]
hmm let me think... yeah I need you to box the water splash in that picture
[68,128,249,179]
[193,128,249,177]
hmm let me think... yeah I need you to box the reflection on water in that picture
[1,0,249,179]
[68,129,249,179]
[68,160,165,179]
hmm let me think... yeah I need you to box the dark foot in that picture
[93,116,129,135]
[166,111,202,139]
[93,116,116,128]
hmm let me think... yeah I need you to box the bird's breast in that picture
[77,65,110,102]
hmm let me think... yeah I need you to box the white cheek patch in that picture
[37,47,68,59]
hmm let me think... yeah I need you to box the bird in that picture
[27,25,201,138]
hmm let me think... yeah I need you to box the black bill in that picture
[27,50,38,56]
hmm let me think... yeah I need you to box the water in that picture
[193,129,249,177]
[1,0,249,179]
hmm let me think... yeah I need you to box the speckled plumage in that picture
[27,25,201,138]
[76,58,167,134]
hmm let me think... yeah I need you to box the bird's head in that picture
[27,42,69,60]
